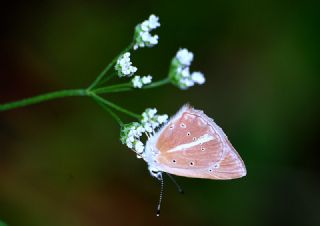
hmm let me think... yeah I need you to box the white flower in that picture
[132,76,143,88]
[136,125,146,136]
[169,48,205,89]
[180,67,190,77]
[148,34,159,45]
[176,48,194,66]
[141,75,152,84]
[115,52,137,77]
[191,72,205,84]
[141,21,149,31]
[120,108,169,155]
[141,108,167,132]
[157,114,168,124]
[134,14,160,50]
[181,78,195,87]
[148,15,160,30]
[143,122,153,133]
[134,140,145,154]
[132,75,153,88]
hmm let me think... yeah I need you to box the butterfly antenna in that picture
[166,173,184,194]
[156,174,164,217]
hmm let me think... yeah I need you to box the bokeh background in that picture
[1,1,319,226]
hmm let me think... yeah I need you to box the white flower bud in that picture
[176,48,194,66]
[157,114,168,124]
[135,141,145,154]
[169,48,205,89]
[148,15,160,30]
[134,14,160,50]
[191,72,205,84]
[115,52,137,77]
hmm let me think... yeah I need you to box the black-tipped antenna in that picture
[166,173,184,194]
[156,174,164,217]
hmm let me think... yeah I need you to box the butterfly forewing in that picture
[154,105,246,179]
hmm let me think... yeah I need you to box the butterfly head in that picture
[148,166,162,180]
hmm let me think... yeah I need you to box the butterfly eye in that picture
[169,124,174,129]
[189,162,194,166]
[187,132,191,136]
[208,169,213,172]
[192,137,197,141]
[180,123,186,128]
[201,147,205,151]
[172,159,176,163]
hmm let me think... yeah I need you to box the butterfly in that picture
[142,104,246,181]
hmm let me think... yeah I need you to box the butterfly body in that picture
[142,105,246,180]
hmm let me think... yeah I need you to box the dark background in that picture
[1,1,319,226]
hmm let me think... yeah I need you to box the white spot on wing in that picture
[167,134,214,153]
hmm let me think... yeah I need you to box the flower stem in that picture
[93,82,132,94]
[89,93,141,120]
[88,43,133,90]
[93,77,171,95]
[0,89,88,112]
[143,77,171,89]
[98,71,117,86]
[92,97,124,126]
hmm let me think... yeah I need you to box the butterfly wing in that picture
[154,105,246,180]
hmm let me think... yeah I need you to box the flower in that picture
[132,75,153,88]
[133,14,160,50]
[141,75,152,84]
[148,14,160,29]
[120,108,168,154]
[141,108,168,131]
[169,48,206,89]
[176,48,194,66]
[134,140,144,154]
[120,122,145,153]
[115,52,137,77]
[191,71,205,84]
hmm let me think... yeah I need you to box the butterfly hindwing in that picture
[154,105,246,179]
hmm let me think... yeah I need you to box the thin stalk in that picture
[93,77,171,95]
[88,43,133,90]
[98,71,117,86]
[0,89,88,112]
[143,77,171,89]
[93,97,123,126]
[89,93,140,120]
[93,82,132,94]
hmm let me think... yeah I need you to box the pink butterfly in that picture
[142,104,246,180]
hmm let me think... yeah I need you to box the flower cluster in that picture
[169,48,205,89]
[120,108,168,154]
[120,122,146,154]
[132,75,153,88]
[133,14,160,50]
[115,52,137,77]
[141,108,168,132]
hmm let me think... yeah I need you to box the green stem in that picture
[92,97,124,126]
[89,93,140,120]
[93,77,171,95]
[0,89,88,111]
[93,82,132,94]
[143,77,171,89]
[98,71,117,86]
[88,43,133,90]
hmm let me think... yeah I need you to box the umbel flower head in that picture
[115,52,138,77]
[169,48,206,89]
[132,75,153,88]
[133,14,160,50]
[120,108,168,155]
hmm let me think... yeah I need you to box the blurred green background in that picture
[1,1,319,226]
